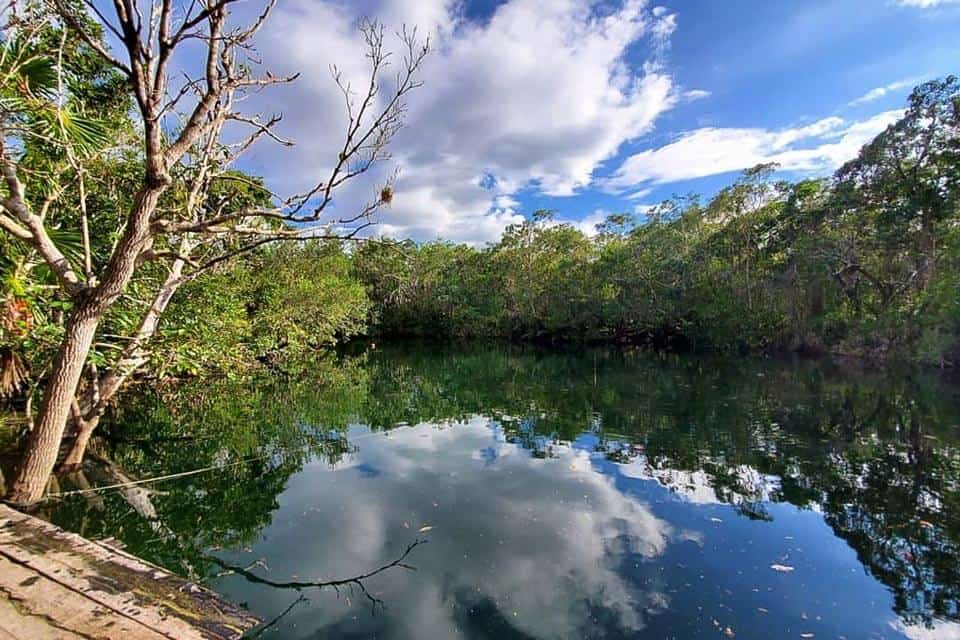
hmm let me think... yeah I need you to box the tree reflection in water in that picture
[37,344,960,634]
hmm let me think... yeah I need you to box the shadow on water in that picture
[22,343,960,638]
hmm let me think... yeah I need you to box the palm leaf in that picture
[18,56,57,98]
[1,39,109,155]
[0,39,56,97]
[28,104,111,155]
[45,225,85,266]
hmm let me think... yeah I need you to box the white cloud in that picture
[624,187,653,200]
[682,89,711,101]
[566,209,612,237]
[605,110,902,188]
[848,78,918,106]
[619,456,780,505]
[246,0,679,244]
[896,0,960,6]
[890,619,960,639]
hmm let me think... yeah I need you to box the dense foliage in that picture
[3,76,959,422]
[352,78,960,364]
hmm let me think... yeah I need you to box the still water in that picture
[43,344,960,639]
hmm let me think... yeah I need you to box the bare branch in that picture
[227,113,293,150]
[0,213,31,240]
[55,0,133,74]
[0,138,84,294]
[208,539,427,611]
[289,20,429,220]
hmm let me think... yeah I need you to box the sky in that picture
[235,0,960,244]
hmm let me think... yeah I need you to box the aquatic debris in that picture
[770,564,795,572]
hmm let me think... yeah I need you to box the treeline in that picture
[153,76,960,370]
[350,77,960,362]
[2,77,959,409]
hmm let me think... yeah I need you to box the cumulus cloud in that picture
[605,110,902,189]
[848,78,919,106]
[245,0,679,244]
[619,456,780,505]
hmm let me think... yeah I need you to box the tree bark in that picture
[60,414,101,471]
[5,307,101,506]
[97,254,186,408]
[6,184,166,506]
[60,255,187,469]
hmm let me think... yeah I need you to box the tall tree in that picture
[834,76,960,302]
[1,1,428,505]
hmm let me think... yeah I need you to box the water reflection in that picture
[37,344,960,638]
[237,419,676,638]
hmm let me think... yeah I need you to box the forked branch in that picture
[209,539,427,611]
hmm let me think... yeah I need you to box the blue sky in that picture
[242,0,960,243]
[527,0,960,227]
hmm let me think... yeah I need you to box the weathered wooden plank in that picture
[0,554,168,639]
[0,505,258,640]
[0,589,88,640]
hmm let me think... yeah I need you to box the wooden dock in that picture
[0,504,259,639]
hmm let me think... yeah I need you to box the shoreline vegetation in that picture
[0,0,957,506]
[153,76,960,371]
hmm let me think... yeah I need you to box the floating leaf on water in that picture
[770,564,795,572]
[418,525,434,533]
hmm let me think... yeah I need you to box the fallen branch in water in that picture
[208,538,427,611]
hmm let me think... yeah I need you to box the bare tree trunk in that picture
[6,307,101,506]
[60,255,187,469]
[6,185,165,506]
[60,414,102,471]
[97,255,187,407]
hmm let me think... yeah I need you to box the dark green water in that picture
[40,344,960,639]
